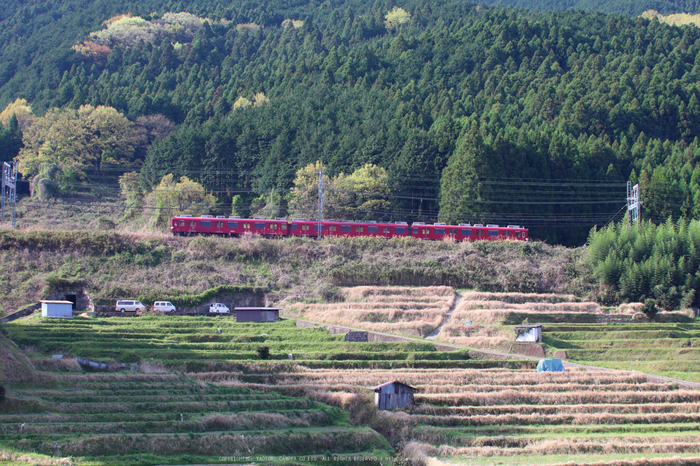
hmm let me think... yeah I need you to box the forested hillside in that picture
[2,0,700,244]
[477,0,700,16]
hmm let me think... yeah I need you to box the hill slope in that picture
[3,0,700,245]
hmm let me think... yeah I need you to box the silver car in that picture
[115,300,146,313]
[153,301,177,312]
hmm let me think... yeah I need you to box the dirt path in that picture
[425,292,461,340]
[288,316,700,389]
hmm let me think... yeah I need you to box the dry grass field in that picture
[437,291,605,348]
[285,286,456,337]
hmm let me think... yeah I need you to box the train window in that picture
[254,222,265,229]
[450,229,457,235]
[501,231,508,236]
[228,222,238,228]
[201,221,211,227]
[435,228,445,235]
[395,227,405,234]
[292,224,298,230]
[382,227,390,233]
[341,225,351,232]
[477,230,484,236]
[179,220,185,226]
[462,229,472,236]
[189,221,196,227]
[488,230,498,236]
[302,225,310,231]
[368,226,379,233]
[282,224,287,230]
[356,226,364,232]
[215,222,223,228]
[412,228,418,234]
[313,224,324,231]
[515,232,521,237]
[243,223,250,229]
[271,224,277,230]
[422,228,429,235]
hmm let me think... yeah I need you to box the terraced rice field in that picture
[285,286,455,337]
[436,291,609,348]
[0,372,390,465]
[211,367,700,464]
[5,314,527,370]
[544,322,700,383]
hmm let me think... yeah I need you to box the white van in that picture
[115,300,146,313]
[153,301,176,312]
[209,303,230,313]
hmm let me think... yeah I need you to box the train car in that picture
[288,219,411,238]
[288,219,322,237]
[170,215,289,237]
[410,222,528,241]
[324,220,410,238]
[239,217,289,237]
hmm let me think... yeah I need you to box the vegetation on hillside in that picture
[587,218,700,309]
[477,0,700,16]
[642,8,700,26]
[3,1,700,244]
[0,228,590,316]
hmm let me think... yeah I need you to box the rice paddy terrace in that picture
[4,286,700,465]
[252,367,700,465]
[543,322,700,383]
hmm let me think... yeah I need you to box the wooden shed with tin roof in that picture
[369,381,416,410]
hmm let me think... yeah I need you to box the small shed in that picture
[235,307,280,322]
[370,381,416,410]
[515,324,543,342]
[41,300,73,319]
[537,358,566,372]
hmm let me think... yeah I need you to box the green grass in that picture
[542,322,700,380]
[0,371,392,465]
[4,315,529,370]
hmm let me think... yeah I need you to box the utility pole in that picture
[317,169,323,238]
[1,162,17,229]
[627,181,640,224]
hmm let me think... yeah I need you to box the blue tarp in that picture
[536,358,565,372]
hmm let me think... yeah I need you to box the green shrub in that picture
[642,299,659,319]
[256,346,270,360]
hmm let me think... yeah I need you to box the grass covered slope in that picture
[5,316,524,371]
[543,320,700,382]
[0,371,391,465]
[0,229,594,316]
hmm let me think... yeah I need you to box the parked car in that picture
[209,303,230,313]
[153,301,176,312]
[116,300,146,313]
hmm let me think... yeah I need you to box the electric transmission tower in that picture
[627,181,640,224]
[1,162,18,229]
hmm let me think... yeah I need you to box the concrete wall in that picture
[1,303,41,323]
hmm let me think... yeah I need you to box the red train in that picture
[170,215,528,241]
